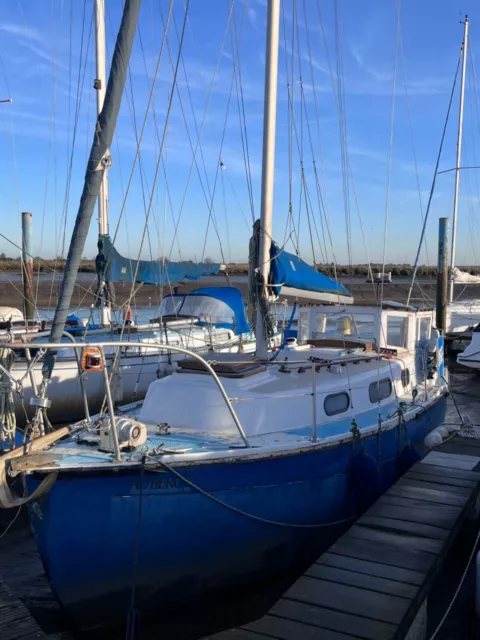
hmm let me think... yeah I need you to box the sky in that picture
[0,0,479,268]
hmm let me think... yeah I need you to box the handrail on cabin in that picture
[0,340,251,450]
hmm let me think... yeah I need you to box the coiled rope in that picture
[0,347,16,452]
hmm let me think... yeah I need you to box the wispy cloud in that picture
[350,44,392,83]
[0,22,43,43]
[349,42,449,97]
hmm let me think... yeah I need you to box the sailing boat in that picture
[445,16,480,335]
[410,16,480,334]
[0,0,448,634]
[3,0,255,426]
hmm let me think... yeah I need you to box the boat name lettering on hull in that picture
[132,476,186,491]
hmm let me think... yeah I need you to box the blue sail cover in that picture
[159,287,250,335]
[270,243,352,298]
[98,235,221,285]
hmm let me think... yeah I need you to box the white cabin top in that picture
[297,303,434,354]
[0,307,25,328]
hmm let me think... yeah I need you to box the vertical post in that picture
[437,217,449,334]
[311,364,317,442]
[21,212,34,321]
[449,15,469,303]
[255,0,280,359]
[101,347,122,462]
[94,0,111,326]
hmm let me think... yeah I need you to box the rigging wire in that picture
[106,0,174,264]
[293,4,328,266]
[333,0,352,270]
[302,0,340,282]
[398,25,431,268]
[406,54,462,304]
[464,59,478,264]
[59,0,90,261]
[315,0,376,292]
[280,0,299,253]
[379,1,401,309]
[162,0,236,262]
[128,1,191,291]
[198,0,250,268]
[466,44,480,260]
[230,2,256,224]
[220,162,232,264]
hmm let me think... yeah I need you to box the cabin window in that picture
[386,316,408,348]
[417,317,431,342]
[324,392,350,416]
[369,378,392,403]
[299,311,309,342]
[401,368,410,388]
[315,312,325,334]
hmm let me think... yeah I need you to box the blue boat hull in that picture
[27,393,447,632]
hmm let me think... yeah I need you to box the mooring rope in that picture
[147,455,354,529]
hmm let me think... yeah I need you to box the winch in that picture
[99,417,147,453]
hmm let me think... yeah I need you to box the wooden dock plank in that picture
[438,435,480,449]
[396,476,473,497]
[245,615,360,640]
[345,525,444,555]
[358,515,450,540]
[0,577,46,640]
[425,447,480,467]
[388,483,468,506]
[319,553,425,586]
[206,436,480,640]
[270,599,397,640]
[203,629,272,640]
[374,493,462,529]
[284,575,410,624]
[414,461,480,481]
[329,536,436,572]
[405,469,477,489]
[305,563,418,599]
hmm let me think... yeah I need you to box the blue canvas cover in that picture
[97,235,220,285]
[159,287,250,336]
[270,243,351,298]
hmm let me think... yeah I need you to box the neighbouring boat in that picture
[0,0,448,636]
[0,0,258,425]
[457,322,480,367]
[8,287,256,424]
[409,16,480,335]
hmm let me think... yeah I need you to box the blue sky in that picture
[0,0,479,267]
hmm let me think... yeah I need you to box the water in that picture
[0,272,435,286]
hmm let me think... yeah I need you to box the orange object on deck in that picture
[81,347,103,371]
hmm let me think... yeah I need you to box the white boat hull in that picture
[446,300,480,334]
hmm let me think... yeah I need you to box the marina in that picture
[1,0,480,639]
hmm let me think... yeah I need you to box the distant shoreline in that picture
[0,272,474,311]
[2,258,480,278]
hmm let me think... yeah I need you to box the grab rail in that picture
[0,341,251,455]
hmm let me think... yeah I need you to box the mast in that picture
[42,0,141,381]
[255,0,280,359]
[94,0,111,326]
[449,14,469,303]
